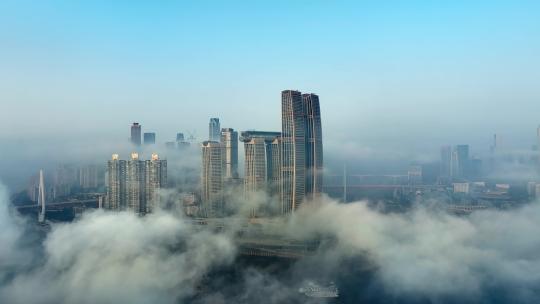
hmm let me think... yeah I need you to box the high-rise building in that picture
[440,145,452,178]
[126,153,145,213]
[143,132,156,145]
[106,153,166,214]
[209,118,220,141]
[221,128,239,179]
[176,133,190,149]
[145,153,167,213]
[240,131,281,193]
[201,141,223,217]
[303,93,323,199]
[107,154,126,210]
[131,123,142,146]
[281,90,306,214]
[456,145,470,178]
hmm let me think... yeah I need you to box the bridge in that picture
[16,198,100,212]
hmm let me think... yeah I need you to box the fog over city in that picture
[1,1,540,304]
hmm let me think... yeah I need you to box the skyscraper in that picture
[145,153,167,213]
[143,132,156,145]
[303,93,323,199]
[126,152,145,213]
[201,141,223,217]
[106,153,166,214]
[131,123,142,146]
[221,128,239,179]
[281,90,306,213]
[209,118,220,141]
[240,131,281,193]
[107,154,126,210]
[440,145,452,178]
[456,145,470,178]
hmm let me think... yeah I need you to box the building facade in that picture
[201,141,223,217]
[221,128,239,179]
[107,154,126,210]
[281,90,306,213]
[145,153,167,213]
[303,93,323,199]
[126,153,145,213]
[106,153,166,214]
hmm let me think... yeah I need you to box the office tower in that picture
[107,154,126,210]
[440,145,452,178]
[131,123,142,146]
[221,128,239,179]
[209,118,220,141]
[456,145,470,178]
[303,93,323,199]
[281,90,306,213]
[143,132,156,145]
[241,131,281,193]
[145,153,167,213]
[201,141,223,217]
[126,152,145,213]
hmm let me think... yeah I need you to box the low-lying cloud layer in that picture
[2,180,540,303]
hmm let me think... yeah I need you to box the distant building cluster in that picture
[27,164,104,203]
[200,90,324,217]
[130,122,192,150]
[106,153,167,214]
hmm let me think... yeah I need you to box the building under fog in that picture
[241,131,281,216]
[107,154,126,210]
[106,153,167,214]
[221,128,239,179]
[241,131,281,193]
[201,141,223,217]
[143,132,156,145]
[131,122,142,146]
[281,90,306,214]
[145,154,167,213]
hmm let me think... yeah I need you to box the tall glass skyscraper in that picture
[221,128,239,179]
[209,118,221,141]
[303,93,323,199]
[281,90,306,213]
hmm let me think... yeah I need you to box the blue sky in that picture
[1,1,539,154]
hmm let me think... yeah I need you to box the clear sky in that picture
[1,1,539,155]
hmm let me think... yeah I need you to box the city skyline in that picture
[1,2,539,154]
